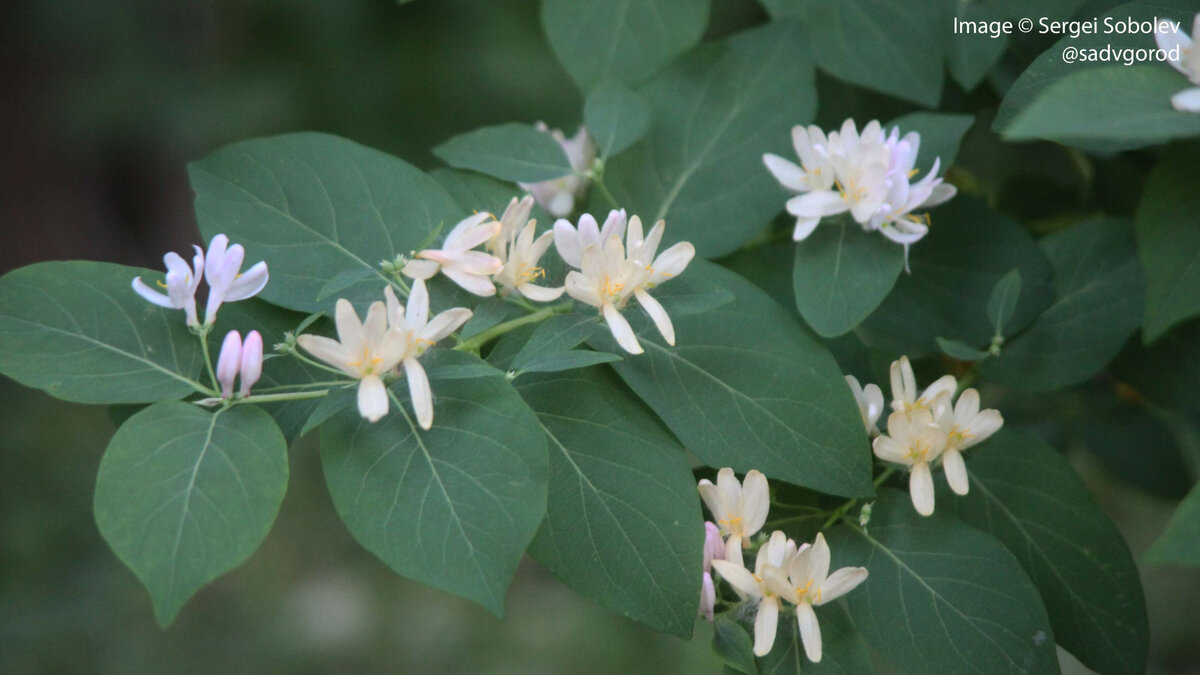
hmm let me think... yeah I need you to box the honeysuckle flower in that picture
[403,213,503,297]
[519,123,596,217]
[384,280,473,430]
[697,468,769,558]
[131,244,205,327]
[784,120,891,236]
[239,330,263,398]
[889,355,956,416]
[763,125,836,240]
[1156,14,1200,112]
[931,388,1004,496]
[297,295,407,423]
[870,161,957,270]
[553,209,627,269]
[873,410,947,516]
[711,531,798,656]
[845,375,884,437]
[492,200,564,302]
[762,533,868,663]
[214,329,265,399]
[624,215,695,289]
[203,234,269,327]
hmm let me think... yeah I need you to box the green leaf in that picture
[511,314,600,372]
[433,123,574,183]
[0,261,202,404]
[712,616,758,674]
[519,368,703,637]
[945,429,1149,675]
[585,80,653,158]
[316,267,379,302]
[987,268,1022,337]
[935,337,988,361]
[605,21,817,258]
[542,0,710,90]
[1113,317,1200,416]
[1003,66,1200,152]
[430,168,536,220]
[515,349,622,376]
[804,0,944,106]
[1137,147,1200,343]
[941,0,1009,90]
[756,603,873,674]
[593,260,873,498]
[94,402,288,626]
[886,111,974,176]
[793,221,905,338]
[828,489,1060,674]
[859,197,1054,357]
[190,133,463,314]
[320,352,548,615]
[649,273,738,316]
[459,297,518,340]
[298,384,357,437]
[983,218,1146,391]
[1148,482,1200,565]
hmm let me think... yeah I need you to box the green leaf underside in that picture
[947,430,1149,675]
[987,268,1023,337]
[320,353,548,615]
[1136,148,1200,342]
[432,123,574,183]
[585,80,653,158]
[860,197,1053,357]
[542,0,711,90]
[0,261,202,404]
[593,260,873,498]
[520,368,703,637]
[936,337,988,361]
[190,132,464,314]
[983,218,1146,391]
[756,602,873,674]
[793,222,904,338]
[886,111,975,176]
[94,402,288,626]
[712,615,758,674]
[605,21,818,258]
[829,489,1060,674]
[1148,481,1200,565]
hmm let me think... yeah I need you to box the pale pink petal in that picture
[239,331,263,397]
[216,330,242,399]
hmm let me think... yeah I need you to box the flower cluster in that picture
[763,119,957,266]
[132,233,269,328]
[852,356,1004,516]
[519,123,596,217]
[297,280,471,428]
[1155,14,1200,112]
[698,469,868,662]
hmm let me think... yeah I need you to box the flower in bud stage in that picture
[519,123,596,217]
[711,531,798,656]
[1156,14,1200,112]
[239,330,263,398]
[873,409,947,516]
[699,571,717,623]
[762,533,868,663]
[889,355,956,416]
[697,468,769,559]
[403,213,503,297]
[703,521,725,572]
[216,330,243,399]
[553,209,628,269]
[845,375,884,436]
[131,245,205,328]
[203,234,269,327]
[931,388,1003,495]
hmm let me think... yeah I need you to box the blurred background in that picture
[1,0,1197,672]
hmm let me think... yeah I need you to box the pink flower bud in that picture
[239,330,263,397]
[703,521,725,572]
[698,571,716,622]
[216,330,242,399]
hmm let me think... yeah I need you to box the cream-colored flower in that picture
[711,531,799,656]
[889,355,956,416]
[697,468,770,557]
[519,123,596,216]
[1156,14,1200,112]
[845,375,884,436]
[931,389,1004,496]
[491,196,563,302]
[553,209,628,269]
[762,533,868,663]
[872,410,947,516]
[383,280,472,429]
[403,213,502,296]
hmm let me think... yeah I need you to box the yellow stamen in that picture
[908,168,920,178]
[156,280,168,289]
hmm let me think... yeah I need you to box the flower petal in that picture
[791,215,821,241]
[334,299,365,353]
[603,303,643,354]
[634,289,675,346]
[223,261,269,301]
[422,308,473,343]
[1171,87,1200,112]
[740,470,770,537]
[711,559,760,598]
[405,278,430,333]
[404,358,434,429]
[564,271,600,307]
[872,434,910,465]
[787,190,847,219]
[357,374,389,422]
[442,267,497,297]
[402,259,440,280]
[796,602,822,663]
[942,448,970,496]
[519,282,565,302]
[651,242,695,280]
[239,330,264,397]
[296,334,355,375]
[131,277,175,308]
[753,597,780,657]
[763,153,809,191]
[909,461,936,516]
[817,567,868,605]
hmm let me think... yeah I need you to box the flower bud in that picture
[698,571,716,623]
[703,521,725,573]
[216,330,242,399]
[239,330,263,397]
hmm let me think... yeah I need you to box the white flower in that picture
[203,234,270,326]
[491,196,564,302]
[762,533,868,663]
[215,329,264,399]
[297,295,408,423]
[845,375,884,437]
[1156,14,1200,112]
[519,123,596,217]
[563,216,694,354]
[783,120,892,238]
[403,213,503,297]
[931,388,1004,496]
[384,280,472,430]
[131,245,205,327]
[553,209,628,269]
[872,410,947,516]
[711,531,798,656]
[889,355,956,416]
[697,468,770,557]
[763,125,836,240]
[868,132,957,268]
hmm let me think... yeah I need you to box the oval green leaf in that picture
[793,222,905,338]
[585,80,653,158]
[433,123,574,183]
